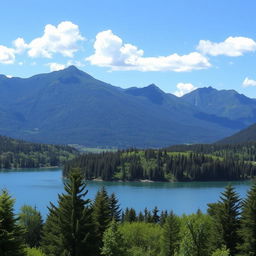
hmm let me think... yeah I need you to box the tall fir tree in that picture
[109,193,121,222]
[0,190,26,256]
[239,183,256,255]
[41,169,95,256]
[92,186,112,254]
[40,204,62,256]
[208,185,241,255]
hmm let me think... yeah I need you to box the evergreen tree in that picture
[239,183,256,255]
[101,220,127,256]
[41,169,95,256]
[18,205,43,248]
[40,204,62,256]
[0,190,26,256]
[161,211,180,256]
[92,186,112,254]
[152,206,160,223]
[208,185,241,255]
[109,193,121,222]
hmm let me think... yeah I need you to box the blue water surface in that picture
[0,168,252,218]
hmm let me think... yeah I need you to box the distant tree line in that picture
[1,169,256,255]
[64,145,256,181]
[0,135,77,169]
[166,142,256,161]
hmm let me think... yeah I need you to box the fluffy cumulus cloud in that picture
[197,36,256,57]
[26,21,85,58]
[0,45,15,64]
[86,30,211,72]
[13,38,28,54]
[47,60,85,72]
[174,82,198,97]
[47,62,66,71]
[242,77,256,87]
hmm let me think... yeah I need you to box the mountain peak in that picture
[125,83,164,104]
[65,65,79,72]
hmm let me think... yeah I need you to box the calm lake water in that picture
[0,168,252,218]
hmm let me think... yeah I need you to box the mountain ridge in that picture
[0,66,255,148]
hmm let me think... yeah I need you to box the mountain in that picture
[217,123,256,144]
[0,66,255,148]
[182,87,256,128]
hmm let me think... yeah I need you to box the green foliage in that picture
[109,193,121,222]
[180,213,214,256]
[40,204,62,256]
[92,187,112,253]
[211,247,230,256]
[18,205,43,248]
[0,135,77,169]
[161,211,181,256]
[65,145,256,182]
[41,169,95,256]
[119,222,163,256]
[239,183,256,255]
[0,190,26,256]
[101,220,127,256]
[25,247,45,256]
[208,185,241,255]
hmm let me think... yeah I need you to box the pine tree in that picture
[161,211,180,256]
[92,186,112,254]
[109,193,121,222]
[101,220,127,256]
[152,206,160,223]
[208,185,241,255]
[0,190,26,256]
[41,169,95,256]
[40,204,62,256]
[239,183,256,255]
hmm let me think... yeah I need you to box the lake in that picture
[0,168,252,218]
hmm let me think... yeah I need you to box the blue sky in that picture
[1,0,256,97]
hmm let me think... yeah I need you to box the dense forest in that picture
[64,143,256,181]
[1,169,256,256]
[0,135,77,169]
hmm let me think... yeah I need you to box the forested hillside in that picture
[0,135,77,169]
[64,143,256,181]
[217,123,256,144]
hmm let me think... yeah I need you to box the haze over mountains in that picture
[0,66,255,148]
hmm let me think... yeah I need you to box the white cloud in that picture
[242,77,256,87]
[26,21,85,58]
[66,60,84,68]
[48,62,66,71]
[0,45,15,64]
[13,38,28,53]
[174,82,198,97]
[197,36,256,56]
[86,30,211,72]
[47,60,85,72]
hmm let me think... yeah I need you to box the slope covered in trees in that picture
[1,169,256,255]
[0,135,77,169]
[64,143,256,182]
[217,123,256,144]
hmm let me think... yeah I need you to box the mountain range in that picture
[0,66,256,148]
